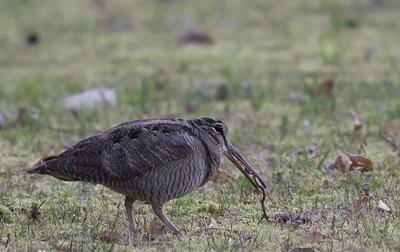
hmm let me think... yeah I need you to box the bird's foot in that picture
[126,231,138,245]
[171,228,181,236]
[126,223,138,245]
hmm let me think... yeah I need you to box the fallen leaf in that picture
[345,153,374,172]
[149,218,168,237]
[274,212,290,223]
[303,230,329,244]
[252,186,263,195]
[99,232,115,244]
[350,109,363,133]
[57,241,71,251]
[318,79,334,94]
[184,99,199,113]
[324,156,346,171]
[349,196,369,218]
[211,168,234,184]
[215,83,229,101]
[291,213,311,226]
[377,200,390,212]
[179,28,214,45]
[207,216,218,228]
[274,212,311,226]
[290,248,316,252]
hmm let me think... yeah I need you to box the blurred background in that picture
[1,0,400,129]
[1,0,400,250]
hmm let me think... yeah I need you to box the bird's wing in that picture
[49,122,199,183]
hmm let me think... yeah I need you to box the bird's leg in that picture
[124,196,137,244]
[151,204,181,235]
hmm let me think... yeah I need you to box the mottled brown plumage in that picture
[27,117,267,243]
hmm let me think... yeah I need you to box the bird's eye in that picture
[214,124,224,133]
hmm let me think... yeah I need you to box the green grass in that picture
[1,0,400,251]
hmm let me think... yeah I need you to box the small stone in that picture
[345,19,360,29]
[215,83,229,101]
[377,200,390,212]
[0,106,39,129]
[26,32,39,46]
[364,45,379,60]
[207,216,218,228]
[306,145,318,159]
[63,88,117,113]
[179,28,214,45]
[289,92,309,103]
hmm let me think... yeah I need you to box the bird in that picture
[27,117,267,243]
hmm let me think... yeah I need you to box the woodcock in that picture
[27,117,267,243]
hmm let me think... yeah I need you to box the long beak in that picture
[225,145,267,190]
[224,145,269,220]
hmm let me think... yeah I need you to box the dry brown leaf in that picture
[207,216,218,228]
[274,212,290,223]
[319,79,334,94]
[211,168,234,184]
[349,196,369,218]
[99,232,115,244]
[350,109,363,133]
[327,156,346,171]
[184,100,199,113]
[290,248,316,252]
[274,212,311,226]
[345,153,374,172]
[253,187,263,195]
[303,230,329,244]
[57,241,71,252]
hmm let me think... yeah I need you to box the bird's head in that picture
[190,117,267,197]
[190,117,231,152]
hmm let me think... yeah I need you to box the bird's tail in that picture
[26,155,76,181]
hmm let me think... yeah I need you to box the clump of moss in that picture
[197,202,219,215]
[0,204,12,223]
